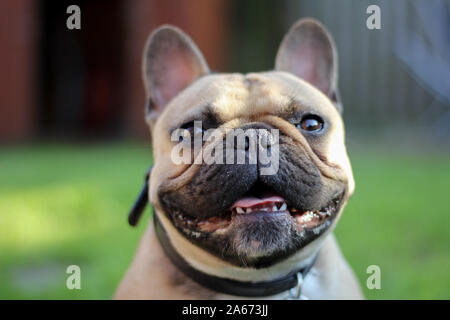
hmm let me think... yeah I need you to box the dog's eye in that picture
[297,115,324,133]
[178,122,204,143]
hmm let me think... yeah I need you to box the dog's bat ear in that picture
[275,18,342,112]
[142,25,210,125]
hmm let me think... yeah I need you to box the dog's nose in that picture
[237,122,276,150]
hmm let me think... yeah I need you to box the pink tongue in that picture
[231,193,285,209]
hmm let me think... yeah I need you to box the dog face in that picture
[144,19,354,278]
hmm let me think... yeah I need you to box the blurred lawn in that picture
[0,142,449,299]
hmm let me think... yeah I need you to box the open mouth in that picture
[170,181,344,236]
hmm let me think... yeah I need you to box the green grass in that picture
[0,143,449,299]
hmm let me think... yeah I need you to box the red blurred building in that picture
[0,0,229,142]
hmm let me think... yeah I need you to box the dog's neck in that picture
[115,221,363,299]
[153,212,319,298]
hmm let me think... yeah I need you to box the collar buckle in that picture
[285,272,308,300]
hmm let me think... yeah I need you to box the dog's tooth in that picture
[301,211,314,222]
[236,207,245,214]
[272,205,278,211]
[246,208,252,214]
[279,203,287,211]
[316,210,327,219]
[260,207,268,211]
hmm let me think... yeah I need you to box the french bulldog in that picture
[115,18,363,299]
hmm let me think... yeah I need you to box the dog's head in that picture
[144,19,354,281]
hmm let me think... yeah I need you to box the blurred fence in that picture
[282,0,450,138]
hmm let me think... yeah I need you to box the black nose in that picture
[232,122,275,151]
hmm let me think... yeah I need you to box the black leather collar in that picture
[128,166,317,297]
[153,213,316,297]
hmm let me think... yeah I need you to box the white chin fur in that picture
[155,209,332,282]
